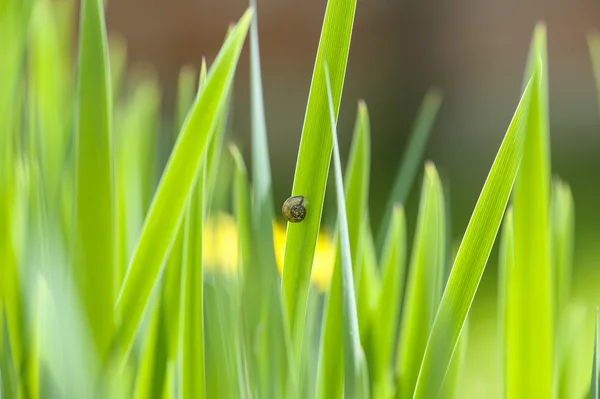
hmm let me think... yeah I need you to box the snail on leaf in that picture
[282,195,307,223]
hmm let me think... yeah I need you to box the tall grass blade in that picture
[376,89,442,253]
[73,0,115,359]
[316,100,370,399]
[396,162,446,399]
[507,24,553,398]
[114,9,253,361]
[281,0,357,341]
[372,204,406,398]
[498,208,514,398]
[411,73,536,399]
[180,166,206,399]
[132,298,167,399]
[324,61,367,399]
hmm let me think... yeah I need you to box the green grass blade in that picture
[438,318,469,399]
[551,178,574,319]
[109,33,127,100]
[411,73,536,399]
[175,65,198,137]
[372,204,406,398]
[396,162,446,399]
[180,168,206,399]
[73,0,115,359]
[133,298,167,399]
[316,100,370,399]
[325,61,365,399]
[229,145,252,278]
[114,9,252,361]
[249,0,276,242]
[115,77,161,285]
[508,24,553,398]
[29,0,71,203]
[499,208,514,398]
[589,309,599,399]
[281,0,357,338]
[376,89,442,252]
[556,303,588,399]
[588,33,600,113]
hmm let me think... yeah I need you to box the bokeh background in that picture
[104,0,600,395]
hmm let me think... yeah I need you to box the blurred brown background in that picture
[105,2,600,394]
[105,0,600,234]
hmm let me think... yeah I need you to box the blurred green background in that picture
[103,0,600,395]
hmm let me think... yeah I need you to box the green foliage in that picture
[2,2,600,399]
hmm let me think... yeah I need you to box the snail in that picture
[282,195,308,223]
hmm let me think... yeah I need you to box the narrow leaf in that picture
[411,73,536,399]
[507,24,553,398]
[396,162,446,399]
[376,89,442,252]
[281,0,357,341]
[316,100,370,399]
[74,0,115,358]
[372,204,406,399]
[114,9,253,361]
[324,61,365,399]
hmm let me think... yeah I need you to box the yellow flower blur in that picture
[203,213,239,274]
[272,222,335,292]
[202,212,335,292]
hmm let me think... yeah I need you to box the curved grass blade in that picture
[372,204,406,399]
[281,0,357,339]
[114,8,253,362]
[376,89,442,253]
[73,0,115,359]
[324,61,366,399]
[507,24,553,398]
[589,308,599,399]
[396,162,446,399]
[316,100,370,399]
[411,73,536,399]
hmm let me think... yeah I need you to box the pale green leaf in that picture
[507,23,553,398]
[114,8,253,362]
[316,100,370,399]
[412,71,535,398]
[372,205,406,399]
[376,89,442,252]
[396,162,446,399]
[324,61,366,399]
[73,0,115,358]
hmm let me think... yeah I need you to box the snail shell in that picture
[282,195,307,223]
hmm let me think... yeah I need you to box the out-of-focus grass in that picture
[3,1,600,398]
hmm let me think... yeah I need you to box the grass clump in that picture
[1,0,599,398]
